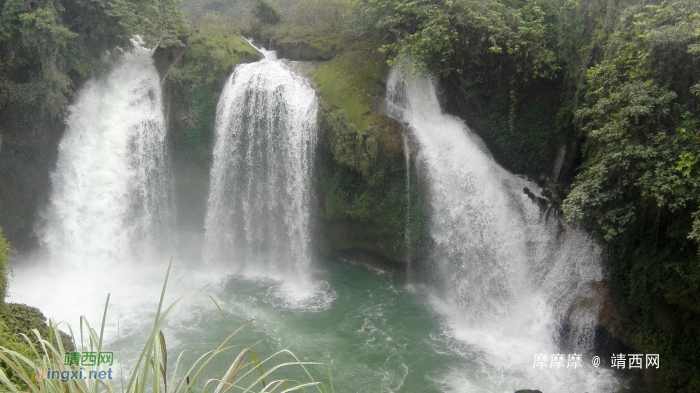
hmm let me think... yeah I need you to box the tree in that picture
[252,0,283,25]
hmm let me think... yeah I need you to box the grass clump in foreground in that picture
[0,261,333,393]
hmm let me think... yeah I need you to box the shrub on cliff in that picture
[0,0,184,119]
[320,110,378,180]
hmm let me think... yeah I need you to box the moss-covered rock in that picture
[0,303,73,350]
[163,26,262,167]
[0,110,66,251]
[162,28,262,169]
[312,42,427,265]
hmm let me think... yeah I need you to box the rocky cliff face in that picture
[0,108,65,251]
[308,43,427,267]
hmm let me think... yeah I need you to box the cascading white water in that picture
[9,42,174,334]
[386,67,619,392]
[41,43,172,265]
[203,46,318,290]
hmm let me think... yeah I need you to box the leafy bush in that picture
[253,0,284,25]
[365,0,560,81]
[559,2,700,391]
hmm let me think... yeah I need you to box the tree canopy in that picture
[0,0,184,118]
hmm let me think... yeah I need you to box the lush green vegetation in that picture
[165,19,261,168]
[359,0,567,174]
[0,0,184,119]
[313,44,427,263]
[1,0,698,389]
[355,0,700,390]
[561,2,700,391]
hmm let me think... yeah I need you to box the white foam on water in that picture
[386,65,620,392]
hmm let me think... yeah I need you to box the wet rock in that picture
[523,186,549,212]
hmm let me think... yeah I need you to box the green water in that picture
[115,259,471,393]
[13,252,620,392]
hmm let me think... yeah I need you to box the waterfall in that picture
[4,41,175,331]
[402,134,413,272]
[386,68,618,391]
[41,41,172,266]
[203,46,318,288]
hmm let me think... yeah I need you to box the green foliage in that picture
[555,1,700,391]
[0,320,36,391]
[253,0,284,25]
[1,305,49,339]
[105,0,185,47]
[271,0,355,39]
[0,303,73,390]
[285,0,351,33]
[312,45,388,130]
[608,233,700,392]
[0,0,184,118]
[357,0,566,174]
[320,110,378,180]
[443,74,565,174]
[365,0,560,82]
[564,0,700,247]
[250,0,357,62]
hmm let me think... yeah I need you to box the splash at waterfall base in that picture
[381,65,622,392]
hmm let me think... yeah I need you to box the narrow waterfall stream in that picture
[402,134,413,272]
[386,66,620,391]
